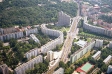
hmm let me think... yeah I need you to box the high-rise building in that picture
[57,11,71,26]
[95,39,103,48]
[0,64,9,74]
[107,65,112,74]
[47,51,54,61]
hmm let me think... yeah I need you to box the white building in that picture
[95,39,103,48]
[92,51,101,60]
[30,34,40,43]
[41,24,63,54]
[53,67,64,74]
[74,40,87,48]
[14,55,43,74]
[57,11,71,26]
[25,28,38,36]
[83,16,112,37]
[25,48,39,60]
[103,55,112,64]
[47,51,54,61]
[109,42,112,48]
[0,32,24,41]
[25,24,63,60]
[0,0,2,2]
[107,65,112,74]
[70,40,95,63]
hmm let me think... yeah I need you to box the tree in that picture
[65,68,72,74]
[59,61,65,68]
[9,39,17,47]
[89,58,96,64]
[101,64,108,72]
[0,41,3,48]
[63,31,67,36]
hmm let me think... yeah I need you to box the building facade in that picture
[25,24,63,60]
[25,48,39,60]
[103,55,112,64]
[25,28,38,36]
[41,24,63,54]
[57,11,71,26]
[92,51,101,60]
[47,51,54,61]
[0,31,24,41]
[70,40,95,63]
[94,39,103,48]
[14,55,43,74]
[30,34,40,43]
[83,16,112,37]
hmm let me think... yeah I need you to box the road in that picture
[60,16,81,63]
[45,17,81,74]
[60,0,82,63]
[46,1,81,73]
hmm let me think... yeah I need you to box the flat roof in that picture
[103,55,112,63]
[80,62,93,73]
[75,40,87,47]
[92,51,101,58]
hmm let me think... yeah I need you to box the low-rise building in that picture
[74,40,87,48]
[30,34,40,43]
[92,51,101,60]
[103,55,112,64]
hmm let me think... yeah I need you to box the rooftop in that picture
[92,51,101,58]
[103,55,112,63]
[75,40,87,47]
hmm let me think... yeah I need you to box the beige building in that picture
[47,51,54,61]
[103,55,112,64]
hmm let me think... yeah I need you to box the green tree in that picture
[63,31,67,36]
[59,61,65,68]
[9,39,17,47]
[0,41,3,48]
